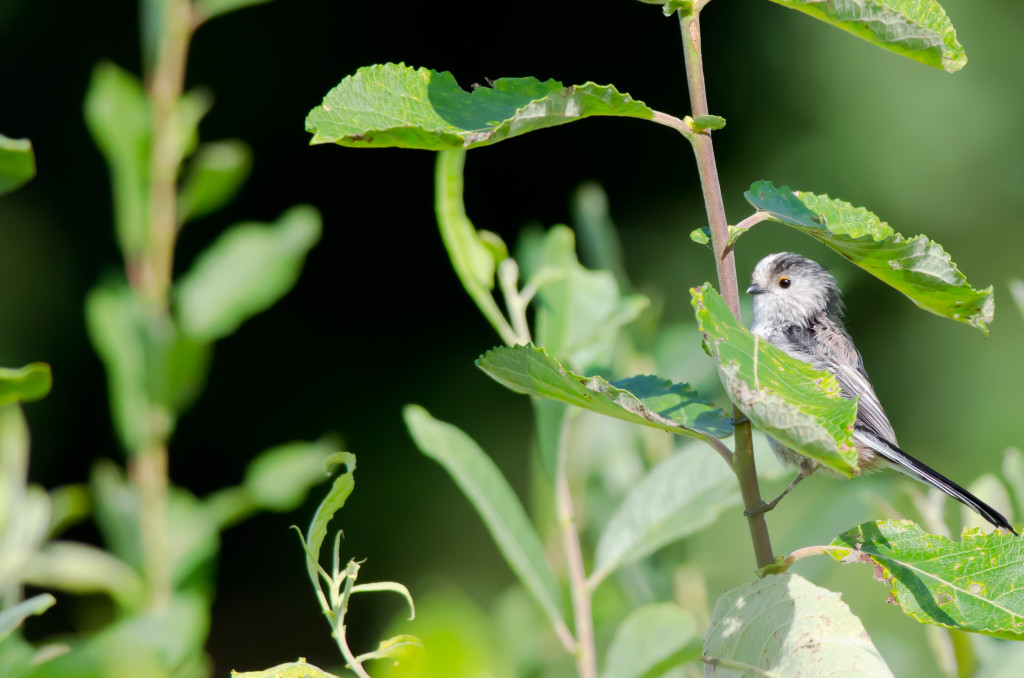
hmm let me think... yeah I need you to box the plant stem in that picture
[333,561,372,678]
[130,442,171,609]
[145,0,192,307]
[555,417,596,678]
[130,0,194,610]
[679,8,774,568]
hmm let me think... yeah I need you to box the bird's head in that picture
[747,252,843,327]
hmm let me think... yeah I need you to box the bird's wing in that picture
[806,316,898,442]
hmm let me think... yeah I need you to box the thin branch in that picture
[650,110,695,141]
[703,434,733,468]
[555,416,596,678]
[679,7,775,569]
[498,259,532,344]
[144,0,192,307]
[725,211,773,257]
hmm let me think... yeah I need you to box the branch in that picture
[555,416,596,678]
[679,8,774,568]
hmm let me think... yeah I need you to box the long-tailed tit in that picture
[747,251,1015,533]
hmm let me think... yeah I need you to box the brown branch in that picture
[679,8,774,568]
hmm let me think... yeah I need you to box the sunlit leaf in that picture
[962,474,1014,533]
[175,205,321,341]
[705,573,893,676]
[601,602,699,678]
[742,181,993,333]
[356,634,424,666]
[527,225,648,371]
[231,659,342,678]
[86,279,209,452]
[243,440,336,513]
[23,542,144,610]
[766,0,966,72]
[306,63,655,150]
[84,61,151,258]
[434,151,517,345]
[178,139,252,224]
[403,405,567,635]
[477,345,732,440]
[32,591,209,677]
[304,452,357,584]
[352,581,416,621]
[0,594,56,641]
[832,520,1024,638]
[571,181,629,288]
[688,114,725,132]
[89,460,143,572]
[0,134,35,196]
[195,0,272,23]
[591,444,738,587]
[0,364,52,406]
[638,0,693,16]
[692,283,858,475]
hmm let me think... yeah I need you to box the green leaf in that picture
[691,283,859,475]
[304,452,356,583]
[528,225,649,371]
[352,581,416,620]
[591,444,739,587]
[23,542,144,610]
[403,405,568,635]
[85,282,148,452]
[705,573,893,676]
[86,279,209,452]
[961,474,1014,533]
[0,134,35,196]
[84,61,151,258]
[232,661,342,678]
[831,520,1024,638]
[90,460,143,571]
[743,181,994,334]
[306,63,655,150]
[601,603,699,678]
[175,205,321,341]
[571,181,629,288]
[1009,279,1024,319]
[177,139,253,224]
[687,114,726,132]
[0,594,56,642]
[435,151,517,345]
[689,227,710,245]
[243,440,336,513]
[35,591,209,677]
[0,364,52,406]
[766,0,965,72]
[356,634,424,665]
[477,345,732,440]
[195,0,272,23]
[638,0,693,16]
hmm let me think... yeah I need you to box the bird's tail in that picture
[854,426,1017,535]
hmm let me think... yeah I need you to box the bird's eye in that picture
[778,277,791,289]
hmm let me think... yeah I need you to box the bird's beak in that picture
[747,283,765,295]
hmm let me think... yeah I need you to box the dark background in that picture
[2,0,1023,674]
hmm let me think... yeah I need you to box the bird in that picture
[746,251,1015,534]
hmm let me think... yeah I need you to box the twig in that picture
[679,7,774,568]
[555,415,596,678]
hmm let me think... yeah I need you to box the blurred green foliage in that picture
[1,0,1024,676]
